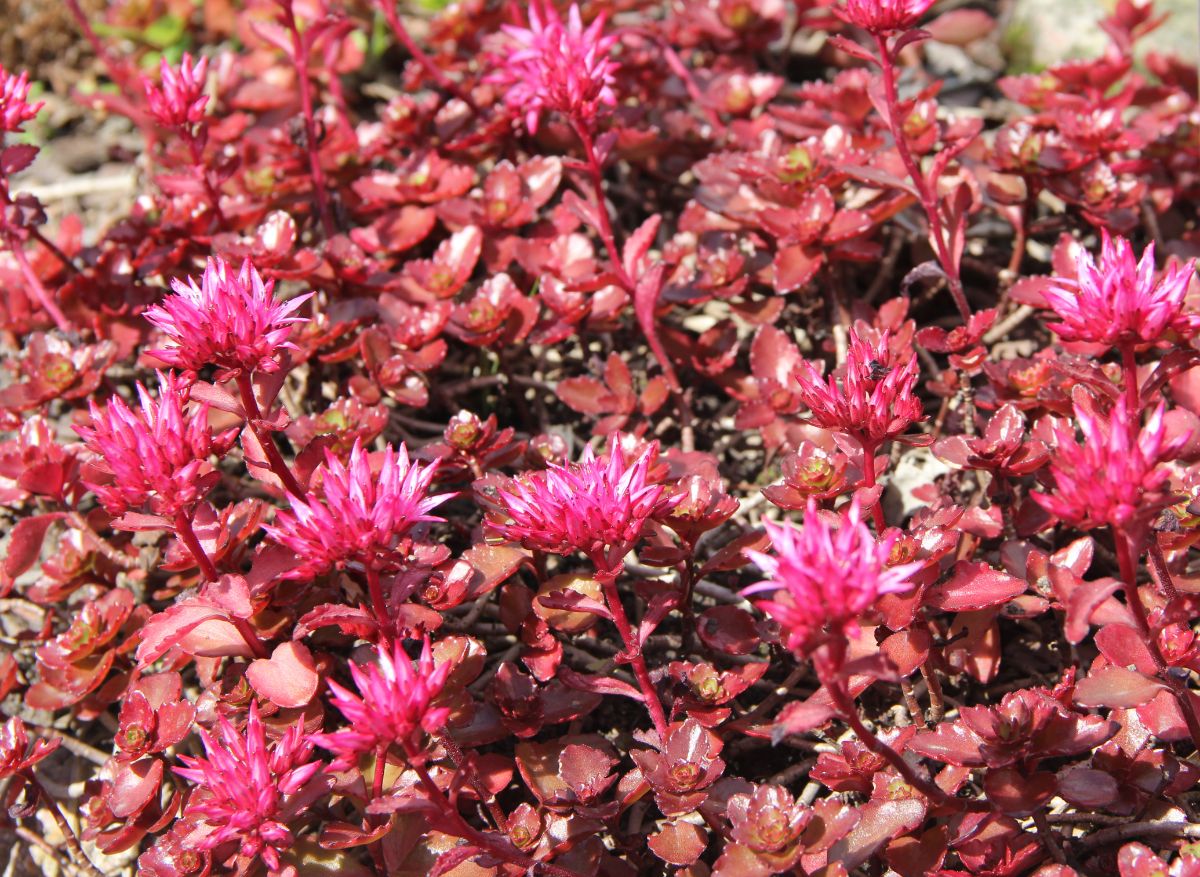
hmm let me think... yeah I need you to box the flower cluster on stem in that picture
[266,439,449,578]
[1032,393,1184,543]
[743,497,921,657]
[485,435,676,739]
[74,371,231,525]
[146,257,310,379]
[313,637,451,775]
[488,1,619,136]
[174,703,325,874]
[1044,232,1198,351]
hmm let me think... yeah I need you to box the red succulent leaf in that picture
[3,512,62,581]
[245,641,319,708]
[924,561,1026,612]
[294,603,380,640]
[830,797,927,873]
[558,743,618,803]
[135,600,253,667]
[982,768,1056,816]
[696,606,761,655]
[649,820,708,866]
[557,666,644,703]
[108,757,164,819]
[1057,766,1119,809]
[1074,666,1166,709]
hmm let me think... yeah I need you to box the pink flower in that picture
[174,703,326,874]
[313,637,451,765]
[144,53,209,131]
[483,436,675,571]
[1032,394,1186,535]
[0,65,42,133]
[264,439,451,578]
[793,328,924,451]
[0,717,60,778]
[834,0,936,34]
[1044,232,1199,348]
[145,257,311,378]
[743,498,921,656]
[488,1,620,134]
[74,372,232,523]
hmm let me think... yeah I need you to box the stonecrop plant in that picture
[0,0,1197,875]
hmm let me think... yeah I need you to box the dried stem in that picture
[25,773,103,877]
[1032,807,1068,865]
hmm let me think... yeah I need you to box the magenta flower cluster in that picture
[74,371,230,523]
[1044,231,1198,349]
[145,256,311,377]
[489,1,620,134]
[265,439,451,577]
[173,703,325,873]
[744,498,922,656]
[485,437,675,571]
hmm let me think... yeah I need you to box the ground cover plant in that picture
[0,0,1197,874]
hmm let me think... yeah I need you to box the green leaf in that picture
[142,13,187,50]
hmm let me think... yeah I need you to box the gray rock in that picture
[1001,0,1198,72]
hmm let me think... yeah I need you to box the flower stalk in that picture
[595,561,669,742]
[234,372,304,499]
[1113,529,1200,751]
[872,32,970,321]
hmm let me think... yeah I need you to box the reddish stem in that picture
[373,744,388,799]
[1114,528,1200,751]
[595,563,669,742]
[174,510,219,582]
[29,228,79,277]
[572,119,680,392]
[571,120,631,290]
[5,229,72,332]
[859,439,886,532]
[175,510,267,658]
[438,730,508,830]
[406,752,582,877]
[183,132,227,227]
[278,0,336,238]
[1120,342,1141,417]
[816,654,980,812]
[377,1,476,110]
[234,372,305,498]
[1148,537,1181,604]
[365,564,392,643]
[873,34,970,322]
